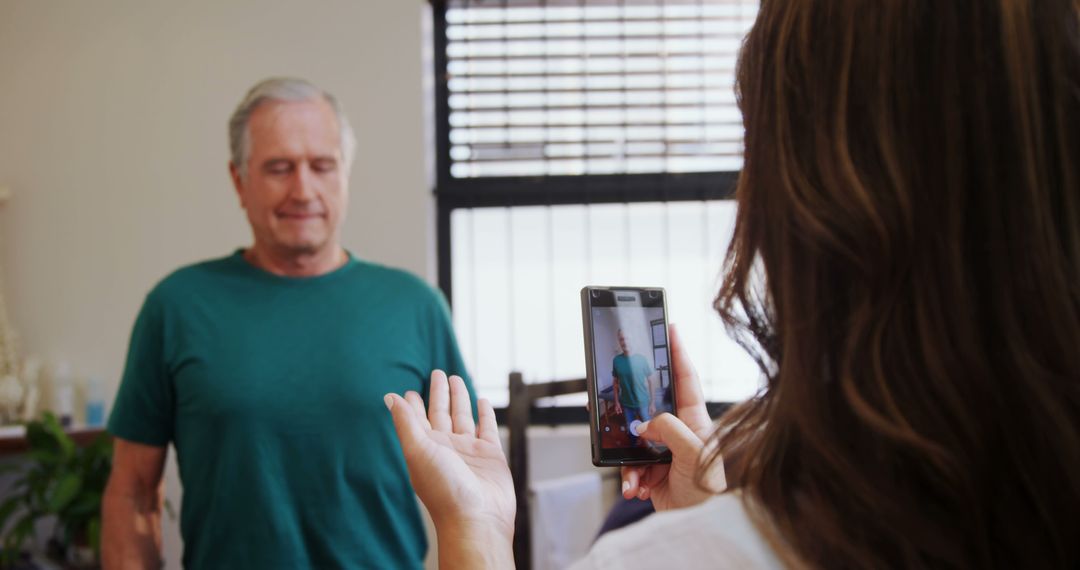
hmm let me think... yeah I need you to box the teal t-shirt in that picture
[108,251,474,569]
[611,353,652,408]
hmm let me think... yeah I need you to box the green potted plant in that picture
[0,412,112,569]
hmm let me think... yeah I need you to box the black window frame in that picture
[430,0,743,420]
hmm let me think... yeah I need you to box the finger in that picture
[668,325,713,437]
[427,370,453,432]
[449,375,476,435]
[641,463,671,489]
[621,467,642,499]
[476,398,503,449]
[404,391,431,431]
[385,394,429,455]
[638,413,705,462]
[669,324,704,406]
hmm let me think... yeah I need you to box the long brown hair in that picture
[711,0,1080,567]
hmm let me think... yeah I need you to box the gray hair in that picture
[228,77,357,180]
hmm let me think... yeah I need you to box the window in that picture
[431,0,761,407]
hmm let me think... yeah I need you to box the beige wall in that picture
[0,0,432,390]
[0,1,434,566]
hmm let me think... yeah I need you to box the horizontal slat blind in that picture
[445,0,757,178]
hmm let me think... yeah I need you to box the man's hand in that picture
[385,370,515,570]
[620,324,724,511]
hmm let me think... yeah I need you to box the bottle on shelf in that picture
[52,360,74,428]
[84,376,106,427]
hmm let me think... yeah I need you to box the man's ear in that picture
[229,161,245,208]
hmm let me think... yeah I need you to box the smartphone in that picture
[581,286,676,466]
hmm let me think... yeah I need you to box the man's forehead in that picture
[247,98,341,155]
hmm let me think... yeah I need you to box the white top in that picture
[568,493,784,570]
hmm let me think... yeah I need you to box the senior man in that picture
[102,77,473,569]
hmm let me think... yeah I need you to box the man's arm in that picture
[102,438,167,570]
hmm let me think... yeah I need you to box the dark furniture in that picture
[506,372,588,570]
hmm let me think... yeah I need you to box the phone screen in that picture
[581,287,674,466]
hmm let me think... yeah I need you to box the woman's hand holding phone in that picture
[620,324,725,511]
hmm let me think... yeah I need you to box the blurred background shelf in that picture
[0,426,107,456]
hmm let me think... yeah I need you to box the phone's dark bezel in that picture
[581,286,675,467]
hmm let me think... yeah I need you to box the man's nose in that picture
[289,163,318,201]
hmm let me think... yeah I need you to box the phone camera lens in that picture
[591,290,599,298]
[649,291,658,298]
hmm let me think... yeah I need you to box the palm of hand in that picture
[387,371,517,538]
[406,427,515,530]
[388,373,519,568]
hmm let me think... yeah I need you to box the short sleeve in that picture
[107,291,174,447]
[423,285,478,417]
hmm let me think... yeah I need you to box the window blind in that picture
[444,0,757,179]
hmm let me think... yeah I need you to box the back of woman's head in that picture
[713,0,1080,567]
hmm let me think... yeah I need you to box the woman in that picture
[385,0,1080,567]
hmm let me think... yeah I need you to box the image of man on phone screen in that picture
[612,328,655,445]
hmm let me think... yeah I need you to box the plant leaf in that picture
[0,495,22,535]
[46,472,82,513]
[25,420,58,453]
[65,491,102,519]
[26,448,60,466]
[40,413,75,461]
[87,517,102,559]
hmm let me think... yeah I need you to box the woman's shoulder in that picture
[572,493,784,570]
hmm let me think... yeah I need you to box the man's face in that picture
[618,331,629,353]
[231,98,348,258]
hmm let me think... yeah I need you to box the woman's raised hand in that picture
[385,371,516,569]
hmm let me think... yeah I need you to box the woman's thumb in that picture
[638,413,704,459]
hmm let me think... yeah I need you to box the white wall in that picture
[0,0,431,390]
[0,1,433,567]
